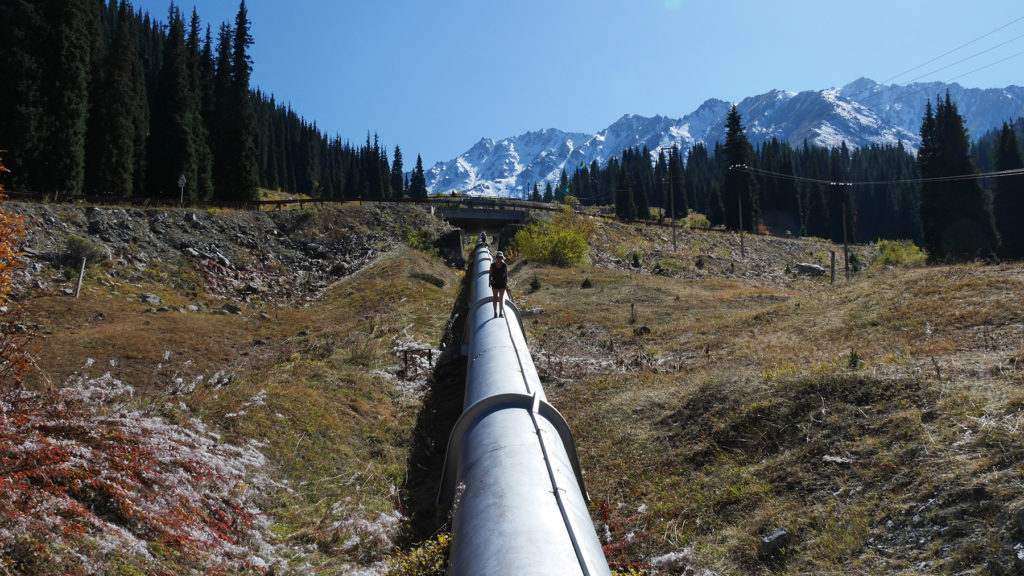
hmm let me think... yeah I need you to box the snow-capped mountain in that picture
[425,78,1024,198]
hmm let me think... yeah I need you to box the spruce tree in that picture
[993,122,1024,258]
[408,154,428,198]
[85,0,144,197]
[40,0,95,195]
[668,146,686,219]
[721,106,759,231]
[615,165,637,220]
[390,145,405,198]
[186,8,213,200]
[918,93,999,260]
[827,143,853,243]
[212,23,233,196]
[147,5,195,199]
[222,0,258,201]
[685,144,712,218]
[0,1,46,190]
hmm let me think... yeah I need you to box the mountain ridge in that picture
[426,78,1024,198]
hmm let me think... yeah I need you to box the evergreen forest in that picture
[0,0,420,203]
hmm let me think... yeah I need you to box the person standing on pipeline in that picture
[489,251,508,318]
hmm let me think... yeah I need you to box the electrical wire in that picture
[844,15,1024,113]
[729,164,1024,187]
[876,15,1024,87]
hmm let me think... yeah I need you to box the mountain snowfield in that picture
[425,78,1024,199]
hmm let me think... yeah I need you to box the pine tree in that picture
[85,0,144,197]
[668,146,686,219]
[40,0,95,195]
[0,1,46,191]
[993,122,1024,258]
[721,106,759,231]
[827,142,853,243]
[556,168,568,203]
[390,145,405,198]
[212,22,233,196]
[408,154,428,198]
[757,138,801,236]
[186,8,213,200]
[685,143,712,217]
[222,0,258,201]
[147,5,195,199]
[918,92,999,260]
[615,165,636,220]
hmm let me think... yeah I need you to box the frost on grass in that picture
[0,371,279,574]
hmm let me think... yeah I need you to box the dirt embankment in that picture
[8,202,457,306]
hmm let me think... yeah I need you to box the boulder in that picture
[140,293,162,306]
[758,528,790,560]
[795,262,827,277]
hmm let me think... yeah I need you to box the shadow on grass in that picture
[398,257,471,542]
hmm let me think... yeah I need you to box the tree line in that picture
[0,0,427,202]
[540,103,1023,261]
[1,1,1020,261]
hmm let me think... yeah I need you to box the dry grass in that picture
[13,227,460,574]
[11,202,1024,575]
[512,220,1024,575]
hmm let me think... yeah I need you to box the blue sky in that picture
[130,0,1024,167]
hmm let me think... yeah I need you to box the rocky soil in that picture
[8,202,459,307]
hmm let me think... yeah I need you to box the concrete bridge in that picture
[428,196,550,228]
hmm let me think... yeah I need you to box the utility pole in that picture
[738,193,745,258]
[659,146,677,252]
[842,201,849,280]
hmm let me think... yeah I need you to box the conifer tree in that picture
[589,160,603,206]
[685,143,712,217]
[186,8,213,200]
[221,0,258,201]
[721,106,759,231]
[0,1,46,191]
[85,0,144,197]
[408,154,428,198]
[557,169,569,203]
[212,22,233,196]
[827,142,853,243]
[918,93,999,260]
[654,150,668,216]
[147,5,195,199]
[40,0,95,195]
[993,122,1024,258]
[390,145,405,198]
[667,146,686,219]
[615,165,637,220]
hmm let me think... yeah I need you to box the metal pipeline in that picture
[438,239,612,576]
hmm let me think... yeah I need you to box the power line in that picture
[894,32,1024,89]
[729,164,1024,187]
[845,15,1024,112]
[948,47,1024,83]
[877,15,1024,86]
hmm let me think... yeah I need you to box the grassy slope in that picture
[515,219,1024,575]
[15,206,461,574]
[12,204,1024,575]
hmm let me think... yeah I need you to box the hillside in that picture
[3,201,1023,575]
